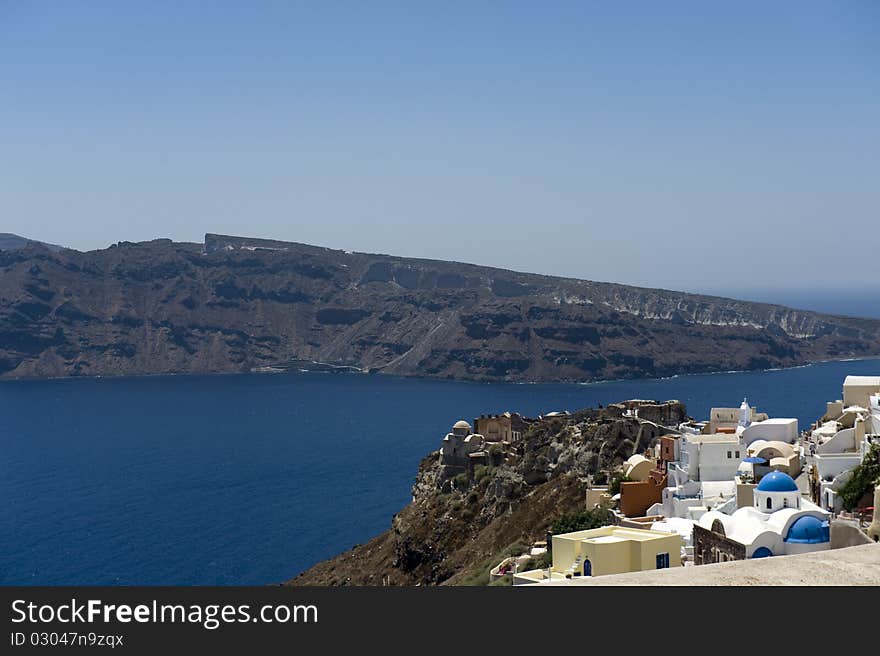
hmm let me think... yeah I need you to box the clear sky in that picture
[2,1,878,297]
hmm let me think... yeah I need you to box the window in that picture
[766,497,772,510]
[735,451,740,458]
[656,553,670,569]
[727,451,732,458]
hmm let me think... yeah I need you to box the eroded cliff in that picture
[1,234,878,382]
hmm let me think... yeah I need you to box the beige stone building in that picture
[708,401,767,434]
[473,411,529,442]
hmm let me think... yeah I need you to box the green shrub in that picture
[521,549,553,571]
[473,465,494,483]
[608,472,633,495]
[839,444,880,511]
[459,542,535,586]
[458,555,497,586]
[453,472,470,489]
[489,575,512,586]
[550,505,613,535]
[518,551,553,572]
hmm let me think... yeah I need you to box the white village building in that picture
[696,471,830,561]
[810,377,880,512]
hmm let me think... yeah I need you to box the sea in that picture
[2,357,879,585]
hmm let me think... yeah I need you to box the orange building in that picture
[619,475,667,517]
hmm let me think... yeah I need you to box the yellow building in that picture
[515,526,682,584]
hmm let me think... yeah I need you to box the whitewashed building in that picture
[695,471,830,561]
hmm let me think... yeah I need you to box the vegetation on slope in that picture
[839,444,880,511]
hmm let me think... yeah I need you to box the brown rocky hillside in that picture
[286,400,687,586]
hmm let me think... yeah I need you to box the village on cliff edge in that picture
[435,374,880,584]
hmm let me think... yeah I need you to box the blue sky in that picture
[1,2,878,296]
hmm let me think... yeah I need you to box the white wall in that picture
[697,442,741,481]
[741,419,798,446]
[817,427,856,455]
[754,489,801,513]
[814,453,861,481]
[843,379,880,409]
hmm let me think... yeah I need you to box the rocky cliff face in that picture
[1,234,879,381]
[287,400,687,586]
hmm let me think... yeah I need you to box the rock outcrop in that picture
[287,401,685,586]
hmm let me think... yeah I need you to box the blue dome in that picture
[785,516,830,543]
[757,471,798,492]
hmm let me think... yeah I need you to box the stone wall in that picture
[693,524,746,564]
[606,400,688,427]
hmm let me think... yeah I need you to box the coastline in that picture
[3,354,880,388]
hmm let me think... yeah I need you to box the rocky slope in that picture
[286,400,687,586]
[1,233,879,381]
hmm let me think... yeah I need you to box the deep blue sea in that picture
[2,358,879,585]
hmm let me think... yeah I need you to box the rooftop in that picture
[587,535,625,544]
[844,376,880,386]
[556,526,675,543]
[750,418,797,426]
[688,434,740,444]
[756,471,798,492]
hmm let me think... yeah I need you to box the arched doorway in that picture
[751,546,773,558]
[582,559,592,576]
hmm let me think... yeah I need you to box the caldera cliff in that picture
[1,233,879,382]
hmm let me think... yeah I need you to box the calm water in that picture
[2,358,879,585]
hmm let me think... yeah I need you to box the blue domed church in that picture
[694,471,830,564]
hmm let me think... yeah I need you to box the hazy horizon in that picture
[2,2,878,294]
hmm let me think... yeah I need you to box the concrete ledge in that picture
[530,543,880,586]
